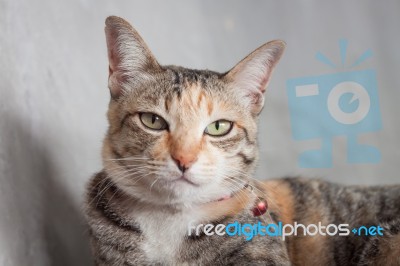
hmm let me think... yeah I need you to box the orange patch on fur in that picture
[207,98,213,116]
[261,180,297,261]
[261,180,332,265]
[294,234,331,265]
[197,90,205,108]
[164,96,170,111]
[151,135,171,161]
[260,180,294,225]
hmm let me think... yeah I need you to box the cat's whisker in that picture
[92,172,132,206]
[106,157,170,169]
[105,184,127,206]
[104,165,140,172]
[93,168,156,206]
[90,178,114,207]
[148,160,168,166]
[126,170,164,187]
[230,184,280,225]
[93,167,143,200]
[220,180,248,205]
[105,156,150,161]
[106,159,168,167]
[222,175,277,224]
[149,178,159,192]
[225,173,281,212]
[107,165,166,176]
[219,180,273,225]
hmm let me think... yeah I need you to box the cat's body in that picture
[87,172,400,265]
[85,16,400,265]
[86,171,290,265]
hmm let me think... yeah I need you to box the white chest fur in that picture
[134,207,202,264]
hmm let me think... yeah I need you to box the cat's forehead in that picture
[162,67,229,120]
[122,66,245,126]
[129,66,228,107]
[164,66,223,88]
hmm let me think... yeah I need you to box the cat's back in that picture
[263,177,400,224]
[262,177,400,265]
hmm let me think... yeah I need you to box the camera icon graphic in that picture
[286,40,382,168]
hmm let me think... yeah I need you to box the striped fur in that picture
[85,16,400,265]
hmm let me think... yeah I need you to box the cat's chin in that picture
[116,177,235,208]
[170,175,200,187]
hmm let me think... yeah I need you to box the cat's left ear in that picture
[224,40,285,114]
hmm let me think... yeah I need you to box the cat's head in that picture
[102,16,285,206]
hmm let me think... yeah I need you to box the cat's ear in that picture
[105,16,161,98]
[224,40,285,114]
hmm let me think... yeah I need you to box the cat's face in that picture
[102,16,285,206]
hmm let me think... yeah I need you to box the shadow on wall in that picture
[1,113,93,266]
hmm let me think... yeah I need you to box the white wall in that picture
[0,0,399,265]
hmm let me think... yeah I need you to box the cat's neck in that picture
[118,180,256,222]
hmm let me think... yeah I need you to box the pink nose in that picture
[171,152,198,172]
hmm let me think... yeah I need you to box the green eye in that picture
[205,120,233,136]
[139,113,168,130]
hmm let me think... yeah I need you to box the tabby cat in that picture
[85,16,400,265]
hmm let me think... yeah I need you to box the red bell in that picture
[252,199,268,216]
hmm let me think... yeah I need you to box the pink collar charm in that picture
[252,198,268,217]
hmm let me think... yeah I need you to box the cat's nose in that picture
[171,152,198,173]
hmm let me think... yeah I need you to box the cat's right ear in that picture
[105,16,161,99]
[223,40,285,115]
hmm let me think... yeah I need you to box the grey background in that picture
[0,0,399,265]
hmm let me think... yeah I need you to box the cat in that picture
[85,16,400,266]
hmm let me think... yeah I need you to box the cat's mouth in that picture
[172,175,199,186]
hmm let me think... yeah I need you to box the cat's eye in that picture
[204,120,233,136]
[139,113,168,130]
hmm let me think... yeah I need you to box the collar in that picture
[206,183,268,217]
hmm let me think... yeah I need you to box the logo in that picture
[188,221,384,241]
[286,40,382,168]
